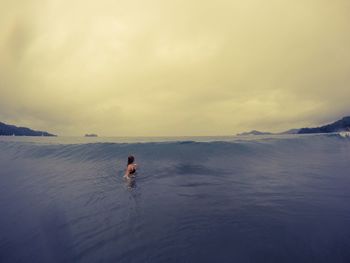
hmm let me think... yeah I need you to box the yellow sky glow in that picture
[1,0,350,136]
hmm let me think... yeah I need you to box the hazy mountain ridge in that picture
[237,130,273,136]
[0,122,56,136]
[237,129,299,136]
[238,116,350,136]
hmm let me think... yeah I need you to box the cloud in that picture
[0,0,349,135]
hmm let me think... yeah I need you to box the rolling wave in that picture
[0,133,348,162]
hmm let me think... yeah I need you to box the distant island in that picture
[237,116,350,136]
[0,122,56,136]
[298,116,350,134]
[85,134,98,137]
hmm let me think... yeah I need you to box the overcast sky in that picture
[1,0,349,136]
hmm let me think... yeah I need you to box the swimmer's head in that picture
[127,155,135,165]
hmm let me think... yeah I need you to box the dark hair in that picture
[127,155,135,165]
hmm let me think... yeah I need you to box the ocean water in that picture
[0,134,350,263]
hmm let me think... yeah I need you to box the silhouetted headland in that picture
[0,122,56,136]
[298,116,350,134]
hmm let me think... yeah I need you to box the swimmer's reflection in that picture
[124,175,137,189]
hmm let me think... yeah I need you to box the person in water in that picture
[124,155,137,177]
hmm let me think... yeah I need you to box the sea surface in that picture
[0,134,350,263]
